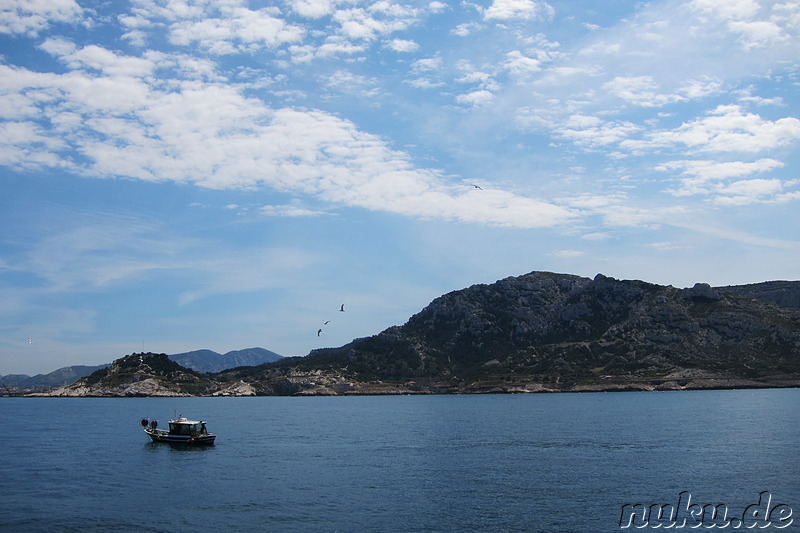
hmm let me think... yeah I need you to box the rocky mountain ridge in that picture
[36,272,800,396]
[0,364,108,388]
[254,272,799,394]
[1,347,283,394]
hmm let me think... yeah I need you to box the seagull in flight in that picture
[323,320,331,325]
[317,328,322,337]
[340,304,345,312]
[472,184,482,190]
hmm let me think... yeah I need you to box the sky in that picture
[1,0,798,375]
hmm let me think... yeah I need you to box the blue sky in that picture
[1,0,798,375]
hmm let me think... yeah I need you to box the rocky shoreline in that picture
[10,372,799,398]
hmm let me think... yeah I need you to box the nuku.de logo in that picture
[619,491,793,529]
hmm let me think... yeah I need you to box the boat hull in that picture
[145,429,216,445]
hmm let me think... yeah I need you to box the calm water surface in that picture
[1,389,798,532]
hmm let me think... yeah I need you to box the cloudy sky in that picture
[1,0,798,374]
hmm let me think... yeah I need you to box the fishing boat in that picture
[141,416,216,445]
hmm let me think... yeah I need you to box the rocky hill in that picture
[216,272,800,394]
[42,272,800,396]
[45,353,215,397]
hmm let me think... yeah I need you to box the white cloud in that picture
[657,158,785,196]
[406,56,443,88]
[603,76,685,108]
[0,121,65,168]
[452,22,481,36]
[689,0,799,49]
[736,92,785,107]
[428,2,447,14]
[405,77,445,89]
[581,232,614,241]
[689,0,761,21]
[659,158,783,179]
[127,0,207,22]
[336,11,380,40]
[411,56,442,73]
[623,105,800,153]
[454,60,501,103]
[456,89,495,107]
[484,0,553,21]
[713,178,785,205]
[0,92,40,120]
[386,38,419,52]
[456,63,495,86]
[38,37,77,56]
[519,0,800,141]
[504,51,541,77]
[288,0,341,19]
[332,4,420,42]
[0,0,83,35]
[602,75,720,108]
[0,48,574,230]
[729,19,784,48]
[313,36,366,58]
[260,204,329,217]
[42,40,158,77]
[554,115,641,148]
[599,204,689,230]
[549,249,585,259]
[324,70,378,94]
[168,6,305,54]
[677,76,723,99]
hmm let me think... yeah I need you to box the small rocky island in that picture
[38,272,800,396]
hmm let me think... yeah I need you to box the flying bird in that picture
[27,337,33,344]
[340,304,345,312]
[317,328,322,337]
[472,184,482,190]
[323,320,331,325]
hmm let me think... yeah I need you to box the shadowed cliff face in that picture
[297,272,800,385]
[717,281,800,310]
[42,272,800,396]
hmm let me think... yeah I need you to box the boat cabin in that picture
[168,418,207,437]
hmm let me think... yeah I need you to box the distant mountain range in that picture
[37,271,800,397]
[168,347,283,373]
[0,347,283,388]
[0,365,110,388]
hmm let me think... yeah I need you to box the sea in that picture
[1,389,798,532]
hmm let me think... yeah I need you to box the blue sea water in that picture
[1,389,798,532]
